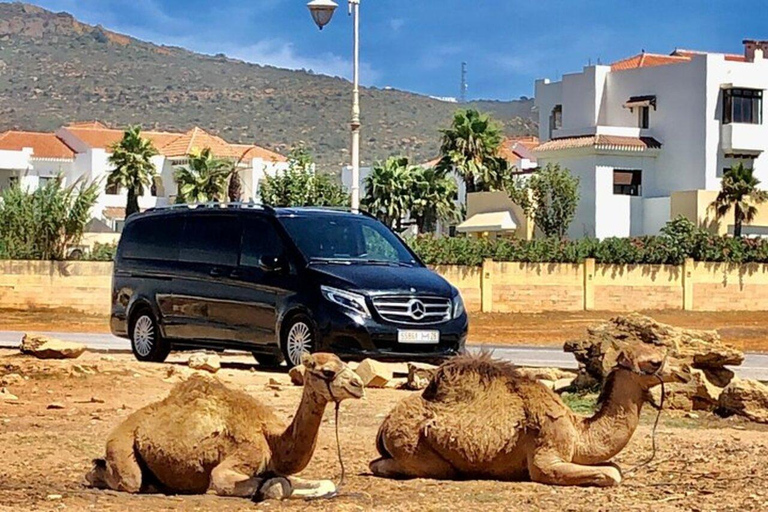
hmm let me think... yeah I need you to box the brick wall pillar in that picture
[481,258,494,313]
[583,258,595,311]
[683,258,694,310]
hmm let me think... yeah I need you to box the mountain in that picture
[0,2,537,170]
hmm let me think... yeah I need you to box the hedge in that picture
[407,217,768,266]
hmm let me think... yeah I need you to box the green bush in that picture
[407,216,768,266]
[86,242,117,261]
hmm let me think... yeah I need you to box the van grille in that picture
[371,296,452,325]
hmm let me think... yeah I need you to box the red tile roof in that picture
[64,127,180,152]
[231,144,287,163]
[535,135,662,153]
[0,131,75,159]
[159,127,242,158]
[611,52,691,71]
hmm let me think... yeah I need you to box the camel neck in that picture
[573,370,645,464]
[270,384,329,475]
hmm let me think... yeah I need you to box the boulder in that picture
[404,362,437,391]
[288,364,305,386]
[553,377,575,392]
[355,358,391,388]
[718,378,768,424]
[187,353,221,374]
[515,367,576,382]
[564,314,743,390]
[651,368,725,412]
[20,333,86,360]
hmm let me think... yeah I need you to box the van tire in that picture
[280,314,315,368]
[129,309,170,363]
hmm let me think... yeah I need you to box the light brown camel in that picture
[370,345,688,487]
[86,353,364,501]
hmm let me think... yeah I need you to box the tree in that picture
[436,109,504,197]
[107,126,158,218]
[259,145,349,207]
[174,148,232,203]
[515,163,580,239]
[0,176,99,260]
[710,162,768,237]
[363,157,414,230]
[410,165,459,233]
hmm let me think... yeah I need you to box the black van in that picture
[111,204,468,367]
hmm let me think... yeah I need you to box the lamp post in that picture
[308,0,361,213]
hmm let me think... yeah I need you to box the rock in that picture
[355,358,391,388]
[268,377,283,387]
[20,333,86,360]
[187,353,221,374]
[163,365,192,383]
[404,362,437,390]
[387,377,408,389]
[288,365,305,386]
[564,314,743,389]
[46,402,65,410]
[539,379,555,390]
[553,377,575,392]
[718,378,768,423]
[515,367,576,382]
[700,367,735,388]
[0,373,23,386]
[100,355,116,362]
[650,369,724,411]
[0,387,18,401]
[685,412,700,419]
[46,494,62,501]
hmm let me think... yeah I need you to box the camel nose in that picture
[641,359,663,374]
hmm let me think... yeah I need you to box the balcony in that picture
[721,123,766,154]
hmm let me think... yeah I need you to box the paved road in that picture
[1,330,766,381]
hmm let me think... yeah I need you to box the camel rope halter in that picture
[624,352,667,477]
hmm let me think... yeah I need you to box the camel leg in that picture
[86,428,144,493]
[209,461,281,499]
[528,451,621,487]
[369,453,458,480]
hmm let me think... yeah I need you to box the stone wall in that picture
[2,259,768,316]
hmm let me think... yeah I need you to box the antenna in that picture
[460,62,468,103]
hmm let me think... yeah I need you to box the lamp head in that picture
[307,0,338,30]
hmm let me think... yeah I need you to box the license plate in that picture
[397,330,440,344]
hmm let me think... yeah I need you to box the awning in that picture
[457,211,518,233]
[624,95,656,110]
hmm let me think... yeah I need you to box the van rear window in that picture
[179,214,240,266]
[122,216,183,261]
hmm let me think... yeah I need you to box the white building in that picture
[0,121,288,231]
[534,40,768,239]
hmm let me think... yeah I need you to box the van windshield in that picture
[278,215,419,266]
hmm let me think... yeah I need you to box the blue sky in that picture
[26,0,768,100]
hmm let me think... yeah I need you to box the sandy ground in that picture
[3,308,768,352]
[1,350,767,512]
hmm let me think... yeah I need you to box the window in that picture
[105,182,120,195]
[122,216,183,261]
[179,214,240,266]
[8,176,19,188]
[38,176,53,189]
[549,104,562,137]
[613,170,642,196]
[361,225,399,262]
[150,176,164,197]
[240,217,285,268]
[638,106,650,129]
[723,88,763,124]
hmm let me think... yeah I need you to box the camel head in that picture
[612,343,690,389]
[301,353,365,402]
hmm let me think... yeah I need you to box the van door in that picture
[229,215,295,346]
[171,212,243,342]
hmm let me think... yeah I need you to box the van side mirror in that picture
[259,254,285,273]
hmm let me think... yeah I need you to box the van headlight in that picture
[321,285,371,318]
[453,293,465,319]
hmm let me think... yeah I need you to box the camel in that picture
[86,353,364,501]
[370,344,688,487]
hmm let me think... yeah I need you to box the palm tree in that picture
[107,126,158,218]
[436,109,503,198]
[174,148,232,204]
[711,162,768,237]
[410,166,459,233]
[363,157,414,230]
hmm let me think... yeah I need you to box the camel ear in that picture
[616,350,634,371]
[300,352,315,369]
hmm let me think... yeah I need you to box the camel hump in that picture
[424,352,520,400]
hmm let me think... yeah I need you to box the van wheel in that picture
[130,310,170,363]
[280,314,314,368]
[253,353,282,368]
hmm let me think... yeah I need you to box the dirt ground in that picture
[3,308,768,352]
[1,350,767,512]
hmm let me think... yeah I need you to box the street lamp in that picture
[308,0,362,213]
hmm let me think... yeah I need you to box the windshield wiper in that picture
[308,257,353,265]
[358,259,413,267]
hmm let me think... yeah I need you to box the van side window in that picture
[122,216,183,261]
[179,215,240,266]
[362,225,398,262]
[241,218,285,268]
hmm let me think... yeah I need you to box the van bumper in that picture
[315,304,468,363]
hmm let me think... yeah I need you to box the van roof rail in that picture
[144,201,275,214]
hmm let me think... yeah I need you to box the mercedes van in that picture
[111,205,468,367]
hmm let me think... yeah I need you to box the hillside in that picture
[0,2,536,170]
